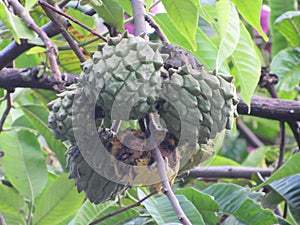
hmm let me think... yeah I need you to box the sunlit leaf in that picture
[254,152,300,189]
[66,8,95,36]
[194,28,230,74]
[33,174,85,225]
[231,22,261,107]
[204,183,277,225]
[275,11,300,47]
[161,0,198,50]
[269,0,297,56]
[270,47,300,92]
[231,0,268,41]
[0,130,48,199]
[73,198,139,225]
[269,174,300,223]
[153,13,193,50]
[138,188,205,225]
[215,0,240,72]
[92,0,124,31]
[20,104,67,168]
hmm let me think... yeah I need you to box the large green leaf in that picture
[138,188,205,225]
[0,185,27,218]
[20,104,67,168]
[275,11,300,47]
[0,130,48,199]
[231,22,261,107]
[73,198,139,225]
[254,152,300,189]
[66,8,95,36]
[241,146,269,167]
[194,28,230,74]
[161,0,198,50]
[270,47,300,92]
[33,174,85,225]
[269,0,297,56]
[153,13,193,50]
[91,0,124,31]
[0,2,36,44]
[1,212,26,225]
[231,0,268,41]
[176,187,219,225]
[113,0,132,15]
[215,0,240,72]
[269,174,300,223]
[204,183,277,225]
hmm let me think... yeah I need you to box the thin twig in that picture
[0,91,12,132]
[8,0,62,86]
[277,121,285,169]
[148,115,192,225]
[145,14,168,42]
[0,212,7,225]
[89,190,157,225]
[40,2,86,63]
[111,120,122,133]
[38,0,107,42]
[179,166,273,180]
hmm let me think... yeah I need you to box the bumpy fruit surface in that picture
[80,32,167,120]
[66,145,128,204]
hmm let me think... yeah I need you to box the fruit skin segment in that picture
[47,32,238,204]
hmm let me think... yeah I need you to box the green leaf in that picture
[15,52,41,68]
[0,130,48,199]
[66,8,95,36]
[138,188,205,225]
[176,187,220,225]
[113,0,132,15]
[0,212,26,225]
[231,0,268,41]
[215,0,240,72]
[73,199,139,225]
[0,2,36,44]
[221,215,247,225]
[269,174,300,223]
[153,13,193,50]
[0,185,27,217]
[204,183,277,225]
[25,0,38,12]
[231,22,261,107]
[242,146,269,167]
[92,0,124,31]
[270,47,300,92]
[33,174,85,225]
[275,11,300,47]
[161,0,198,50]
[254,152,300,189]
[194,28,230,74]
[202,155,241,167]
[269,0,297,56]
[20,104,67,168]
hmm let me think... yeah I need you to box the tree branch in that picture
[131,0,147,36]
[179,166,273,180]
[8,0,61,86]
[0,5,96,70]
[0,90,12,132]
[0,68,77,91]
[39,1,86,63]
[38,0,106,42]
[237,95,300,121]
[145,14,168,42]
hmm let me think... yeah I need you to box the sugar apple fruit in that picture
[80,31,167,120]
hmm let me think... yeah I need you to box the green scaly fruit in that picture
[80,31,167,120]
[66,145,128,204]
